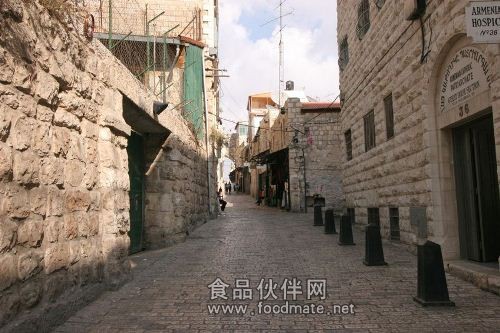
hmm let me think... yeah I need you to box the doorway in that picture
[452,112,500,262]
[127,131,145,254]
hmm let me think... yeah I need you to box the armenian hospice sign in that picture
[439,46,492,113]
[465,1,500,43]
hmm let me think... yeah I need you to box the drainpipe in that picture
[202,48,213,215]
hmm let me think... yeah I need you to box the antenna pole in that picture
[278,0,284,108]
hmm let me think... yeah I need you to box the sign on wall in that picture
[465,1,500,43]
[439,46,492,113]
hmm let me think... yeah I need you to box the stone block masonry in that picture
[0,0,214,331]
[285,99,344,212]
[143,132,210,249]
[337,0,500,261]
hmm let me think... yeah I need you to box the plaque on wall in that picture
[439,46,492,113]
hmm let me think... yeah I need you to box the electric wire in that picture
[342,1,435,108]
[217,115,339,134]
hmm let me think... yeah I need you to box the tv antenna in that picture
[278,0,285,109]
[261,1,292,109]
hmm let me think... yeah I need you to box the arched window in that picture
[356,0,370,40]
[338,36,349,70]
[375,0,385,9]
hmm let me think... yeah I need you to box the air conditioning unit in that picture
[404,0,426,21]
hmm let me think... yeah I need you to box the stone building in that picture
[229,122,250,193]
[84,0,223,212]
[243,92,343,212]
[0,0,219,330]
[270,99,343,212]
[245,93,276,199]
[247,93,276,143]
[337,0,500,277]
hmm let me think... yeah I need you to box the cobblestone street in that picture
[55,195,500,332]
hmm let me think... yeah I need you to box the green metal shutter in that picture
[183,45,205,140]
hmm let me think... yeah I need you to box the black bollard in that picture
[313,205,323,226]
[324,209,337,234]
[413,241,455,307]
[338,215,355,245]
[363,223,387,266]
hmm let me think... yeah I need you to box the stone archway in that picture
[423,34,500,261]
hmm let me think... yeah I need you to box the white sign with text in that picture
[439,46,491,113]
[466,1,500,43]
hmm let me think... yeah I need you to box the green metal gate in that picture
[127,132,145,254]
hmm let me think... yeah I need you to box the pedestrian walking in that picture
[256,189,264,206]
[218,188,227,211]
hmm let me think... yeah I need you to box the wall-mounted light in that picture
[153,101,169,115]
[404,0,426,21]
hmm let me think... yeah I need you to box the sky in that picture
[218,0,340,133]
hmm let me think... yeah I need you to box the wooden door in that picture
[453,113,500,262]
[127,132,145,254]
[472,116,500,261]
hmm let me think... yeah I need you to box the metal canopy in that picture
[95,32,185,45]
[122,95,171,136]
[264,148,289,164]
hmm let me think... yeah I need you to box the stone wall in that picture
[0,0,213,330]
[337,0,500,257]
[143,130,211,249]
[285,99,343,212]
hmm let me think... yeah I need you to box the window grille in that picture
[368,208,380,226]
[363,110,376,151]
[375,0,385,9]
[356,0,371,40]
[344,129,353,161]
[389,207,400,240]
[384,94,394,139]
[338,37,349,70]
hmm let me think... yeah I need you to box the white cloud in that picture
[218,0,339,130]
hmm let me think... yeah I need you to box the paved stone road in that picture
[55,195,500,332]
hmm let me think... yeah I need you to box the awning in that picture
[122,95,171,136]
[264,148,288,164]
[250,149,270,163]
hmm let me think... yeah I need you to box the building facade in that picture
[272,99,343,212]
[242,92,343,212]
[0,0,220,329]
[229,122,250,193]
[337,0,500,269]
[85,0,223,237]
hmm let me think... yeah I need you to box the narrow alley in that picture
[54,195,500,332]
